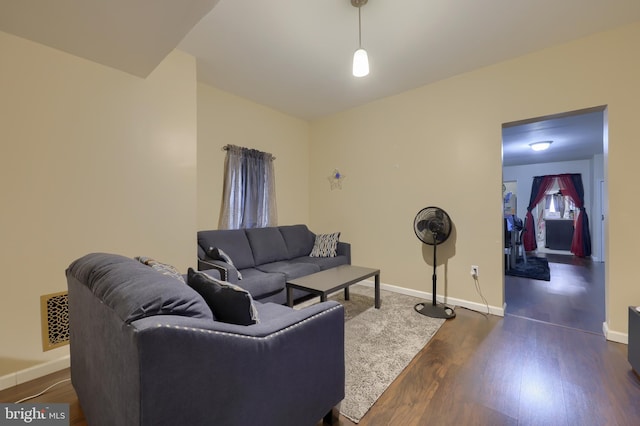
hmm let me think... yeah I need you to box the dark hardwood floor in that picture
[353,309,640,426]
[2,306,638,425]
[505,253,605,334]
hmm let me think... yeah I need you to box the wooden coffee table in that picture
[286,264,380,309]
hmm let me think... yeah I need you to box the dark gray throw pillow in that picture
[207,247,243,280]
[187,268,258,325]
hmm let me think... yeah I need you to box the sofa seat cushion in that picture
[246,227,290,264]
[290,255,350,271]
[279,225,315,258]
[256,261,320,280]
[235,268,286,300]
[197,229,255,270]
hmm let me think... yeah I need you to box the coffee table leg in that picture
[375,273,380,309]
[344,286,350,301]
[287,287,294,307]
[320,293,327,302]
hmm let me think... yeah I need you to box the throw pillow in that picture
[309,232,341,258]
[134,256,185,283]
[207,247,243,280]
[186,268,258,325]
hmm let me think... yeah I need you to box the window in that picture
[219,145,277,229]
[543,192,575,220]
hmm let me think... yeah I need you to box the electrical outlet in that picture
[471,265,479,277]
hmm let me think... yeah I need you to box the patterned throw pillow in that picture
[135,256,185,283]
[207,247,243,280]
[186,268,259,325]
[309,232,341,258]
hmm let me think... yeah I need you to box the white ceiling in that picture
[0,0,632,165]
[502,109,605,167]
[0,0,220,77]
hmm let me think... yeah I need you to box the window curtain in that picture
[523,175,556,251]
[219,145,277,229]
[545,193,565,217]
[557,173,591,257]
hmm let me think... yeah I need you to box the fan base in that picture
[414,302,456,319]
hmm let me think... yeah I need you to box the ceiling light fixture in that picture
[529,141,553,151]
[351,0,369,77]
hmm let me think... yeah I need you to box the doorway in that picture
[502,106,607,335]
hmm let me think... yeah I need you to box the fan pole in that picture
[431,238,437,306]
[414,233,456,319]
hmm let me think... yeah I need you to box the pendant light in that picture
[351,0,369,77]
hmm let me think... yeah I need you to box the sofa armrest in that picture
[197,258,239,283]
[133,302,345,426]
[337,241,351,264]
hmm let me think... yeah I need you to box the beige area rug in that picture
[296,285,445,423]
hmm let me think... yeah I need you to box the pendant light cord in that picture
[358,6,362,48]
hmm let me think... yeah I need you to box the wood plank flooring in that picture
[2,306,638,425]
[505,253,605,334]
[351,308,639,426]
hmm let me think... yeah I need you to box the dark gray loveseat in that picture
[197,224,351,304]
[67,253,345,426]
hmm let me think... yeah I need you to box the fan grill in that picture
[413,207,452,245]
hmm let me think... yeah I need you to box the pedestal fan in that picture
[413,206,456,319]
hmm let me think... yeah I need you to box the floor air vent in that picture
[40,291,69,351]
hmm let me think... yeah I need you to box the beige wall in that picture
[2,18,639,380]
[197,83,310,230]
[309,21,640,337]
[0,32,198,372]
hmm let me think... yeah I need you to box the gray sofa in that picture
[197,224,351,304]
[67,253,345,426]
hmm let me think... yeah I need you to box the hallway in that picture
[505,254,605,334]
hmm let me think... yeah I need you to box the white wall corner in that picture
[603,322,628,344]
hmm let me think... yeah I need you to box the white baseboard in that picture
[603,322,628,344]
[357,280,505,317]
[0,355,70,392]
[0,373,14,392]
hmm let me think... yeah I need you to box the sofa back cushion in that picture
[245,227,290,264]
[197,229,255,269]
[66,253,213,323]
[279,224,315,258]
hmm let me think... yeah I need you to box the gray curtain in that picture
[219,145,277,229]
